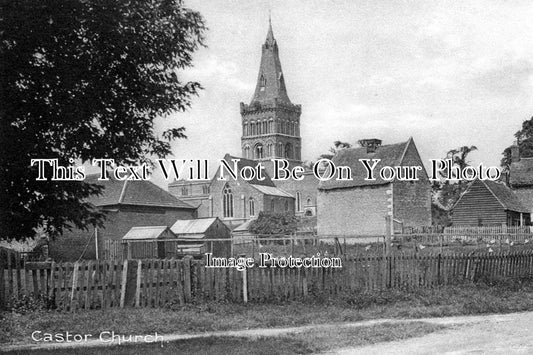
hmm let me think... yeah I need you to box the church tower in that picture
[240,19,302,167]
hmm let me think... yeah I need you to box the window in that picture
[285,143,293,159]
[255,144,264,159]
[269,119,274,133]
[296,192,302,212]
[244,145,250,159]
[277,142,283,157]
[266,142,273,157]
[181,187,188,196]
[223,184,234,218]
[260,74,266,90]
[243,123,248,136]
[306,198,312,206]
[249,198,255,217]
[202,185,210,194]
[271,199,275,212]
[285,200,289,212]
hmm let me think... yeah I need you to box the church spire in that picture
[250,18,291,105]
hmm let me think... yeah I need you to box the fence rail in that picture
[3,250,533,311]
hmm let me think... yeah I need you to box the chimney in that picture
[359,138,382,153]
[511,141,520,163]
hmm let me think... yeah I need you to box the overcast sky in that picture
[151,0,533,188]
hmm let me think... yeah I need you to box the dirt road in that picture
[3,312,533,353]
[330,312,533,355]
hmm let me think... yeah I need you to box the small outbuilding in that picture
[452,179,531,226]
[170,217,231,257]
[122,226,176,259]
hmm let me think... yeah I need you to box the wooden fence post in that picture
[242,266,248,304]
[120,260,128,308]
[183,256,192,303]
[70,261,79,312]
[135,260,142,307]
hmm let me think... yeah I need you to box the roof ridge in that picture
[118,179,128,204]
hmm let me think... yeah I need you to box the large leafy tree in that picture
[501,117,533,171]
[432,145,478,225]
[0,0,206,239]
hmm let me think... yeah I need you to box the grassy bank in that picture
[3,322,445,355]
[2,278,533,346]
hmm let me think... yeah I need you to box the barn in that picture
[508,144,533,216]
[49,174,196,261]
[317,137,432,239]
[170,217,231,257]
[452,179,531,226]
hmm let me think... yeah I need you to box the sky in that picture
[150,0,533,188]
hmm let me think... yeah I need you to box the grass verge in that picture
[1,278,533,346]
[3,322,445,355]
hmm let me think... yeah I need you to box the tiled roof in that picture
[85,174,195,209]
[122,226,171,240]
[509,158,533,187]
[222,154,276,187]
[483,180,530,213]
[250,184,294,198]
[250,21,291,105]
[318,140,409,190]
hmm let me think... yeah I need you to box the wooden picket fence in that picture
[3,250,533,311]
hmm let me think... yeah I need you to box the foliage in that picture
[8,293,55,315]
[431,145,477,212]
[249,212,298,236]
[319,140,352,161]
[0,0,206,239]
[501,116,533,171]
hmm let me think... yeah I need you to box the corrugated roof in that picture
[122,226,169,240]
[85,174,195,209]
[250,184,293,198]
[170,218,218,235]
[510,158,533,187]
[483,180,530,213]
[318,140,409,190]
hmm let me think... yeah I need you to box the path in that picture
[2,312,533,353]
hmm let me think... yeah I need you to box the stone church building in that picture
[169,20,318,228]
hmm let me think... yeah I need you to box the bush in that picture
[7,293,55,314]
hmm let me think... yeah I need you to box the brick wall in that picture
[317,184,390,237]
[393,141,432,227]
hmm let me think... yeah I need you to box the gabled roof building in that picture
[317,138,432,238]
[452,179,530,226]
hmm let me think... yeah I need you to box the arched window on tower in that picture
[243,123,248,136]
[277,142,284,157]
[263,121,267,134]
[269,119,274,133]
[285,143,293,159]
[255,143,264,159]
[296,192,302,212]
[266,142,273,157]
[249,198,255,217]
[223,184,234,218]
[243,145,250,159]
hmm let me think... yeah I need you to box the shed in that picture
[170,217,231,257]
[452,180,531,226]
[122,226,176,259]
